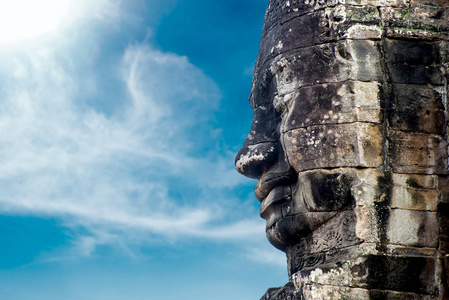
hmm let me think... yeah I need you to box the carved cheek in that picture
[298,170,355,212]
[283,123,383,173]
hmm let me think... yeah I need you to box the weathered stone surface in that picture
[438,203,449,254]
[265,281,441,300]
[258,5,383,64]
[388,209,438,247]
[388,63,443,85]
[296,169,355,212]
[291,255,439,295]
[387,245,437,257]
[439,176,449,203]
[389,131,448,174]
[352,168,384,207]
[385,39,439,66]
[261,0,411,37]
[252,40,382,100]
[281,81,381,131]
[284,123,383,172]
[380,6,449,35]
[391,174,438,211]
[411,0,449,6]
[286,228,361,275]
[345,24,383,40]
[356,205,440,248]
[260,281,302,300]
[301,285,371,300]
[346,0,409,6]
[362,256,438,294]
[384,39,444,85]
[389,84,446,135]
[391,186,439,211]
[355,206,379,244]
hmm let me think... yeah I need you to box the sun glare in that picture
[0,0,78,46]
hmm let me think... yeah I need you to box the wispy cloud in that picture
[245,246,287,267]
[0,0,121,46]
[0,1,265,260]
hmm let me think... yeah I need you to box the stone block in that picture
[389,84,446,135]
[380,6,449,34]
[262,0,335,34]
[304,210,358,254]
[284,123,383,172]
[444,256,449,298]
[294,255,438,295]
[345,24,383,39]
[261,0,391,39]
[346,0,409,6]
[301,284,428,299]
[387,209,438,247]
[346,39,383,82]
[391,187,439,211]
[441,40,449,66]
[302,284,370,299]
[368,290,422,299]
[258,13,325,65]
[293,169,356,213]
[286,212,360,274]
[411,0,449,6]
[352,169,382,207]
[391,174,438,211]
[282,81,381,131]
[438,203,449,254]
[288,212,338,237]
[324,5,382,40]
[263,5,383,55]
[385,27,449,41]
[260,282,303,300]
[387,245,437,257]
[388,64,443,85]
[394,173,436,189]
[252,40,382,100]
[384,39,438,66]
[438,176,449,203]
[355,205,379,243]
[388,130,448,175]
[362,255,437,294]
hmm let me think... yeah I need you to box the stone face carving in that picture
[235,0,449,298]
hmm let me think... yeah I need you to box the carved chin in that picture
[264,209,346,252]
[265,216,310,252]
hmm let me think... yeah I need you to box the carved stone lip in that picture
[255,171,296,202]
[260,185,292,217]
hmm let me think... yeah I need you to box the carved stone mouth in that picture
[260,185,292,218]
[255,172,296,201]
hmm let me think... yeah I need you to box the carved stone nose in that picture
[235,142,279,179]
[235,104,282,179]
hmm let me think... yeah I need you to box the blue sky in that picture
[0,0,288,299]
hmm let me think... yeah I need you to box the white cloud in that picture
[0,2,264,259]
[245,245,286,267]
[0,0,120,46]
